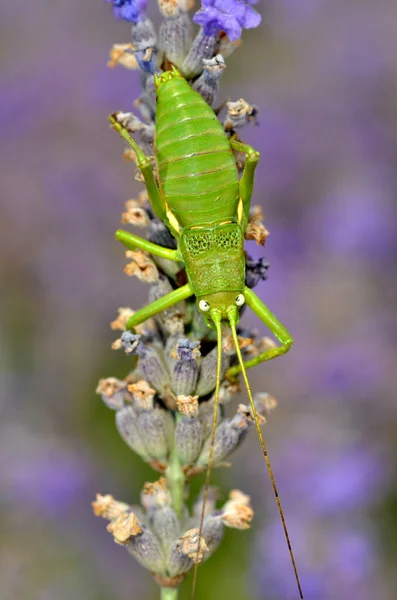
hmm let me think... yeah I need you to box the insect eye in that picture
[199,299,210,312]
[235,294,245,307]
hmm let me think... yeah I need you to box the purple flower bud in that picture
[106,0,148,23]
[193,0,261,43]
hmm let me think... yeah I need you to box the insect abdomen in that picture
[155,73,239,228]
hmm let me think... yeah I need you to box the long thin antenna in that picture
[229,314,304,600]
[191,313,223,600]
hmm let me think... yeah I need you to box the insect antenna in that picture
[228,312,304,600]
[191,312,223,600]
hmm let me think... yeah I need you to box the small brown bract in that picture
[128,380,156,409]
[107,513,142,545]
[176,395,199,418]
[107,43,138,70]
[221,490,254,530]
[176,529,208,563]
[124,250,159,283]
[92,493,129,520]
[96,377,125,399]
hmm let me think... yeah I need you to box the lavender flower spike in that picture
[193,0,261,42]
[106,0,148,23]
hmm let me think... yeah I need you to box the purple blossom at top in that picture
[105,0,148,23]
[193,0,261,42]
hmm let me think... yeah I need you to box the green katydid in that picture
[110,67,303,599]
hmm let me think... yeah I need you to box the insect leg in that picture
[116,229,182,262]
[109,114,180,238]
[226,286,293,379]
[230,137,260,228]
[125,283,193,330]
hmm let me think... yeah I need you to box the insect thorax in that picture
[179,219,246,298]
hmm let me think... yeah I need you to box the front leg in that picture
[230,137,260,229]
[126,283,193,330]
[116,229,182,262]
[226,286,293,379]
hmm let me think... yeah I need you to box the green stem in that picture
[161,587,178,600]
[165,418,185,519]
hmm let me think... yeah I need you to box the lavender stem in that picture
[165,415,185,519]
[161,587,178,600]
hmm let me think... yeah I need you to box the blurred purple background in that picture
[1,1,397,599]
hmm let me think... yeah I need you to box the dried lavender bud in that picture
[92,494,130,520]
[135,47,158,74]
[108,43,139,69]
[121,331,142,354]
[171,339,200,395]
[124,249,159,282]
[254,392,278,419]
[198,398,222,441]
[149,277,186,335]
[175,396,203,465]
[121,202,150,228]
[221,490,254,529]
[159,10,193,69]
[148,221,177,249]
[167,528,208,576]
[201,514,224,557]
[116,406,152,460]
[141,477,171,509]
[137,407,174,460]
[193,54,225,106]
[96,377,127,410]
[193,487,219,520]
[128,380,156,410]
[114,110,144,134]
[139,122,155,155]
[126,525,167,573]
[182,28,218,78]
[196,412,250,467]
[195,346,228,396]
[224,99,259,132]
[131,18,157,53]
[150,506,181,553]
[245,257,270,288]
[122,332,171,392]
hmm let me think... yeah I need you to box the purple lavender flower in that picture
[193,0,261,42]
[106,0,148,23]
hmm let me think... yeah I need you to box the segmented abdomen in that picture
[155,74,239,228]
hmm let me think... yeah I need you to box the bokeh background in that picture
[1,0,397,598]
